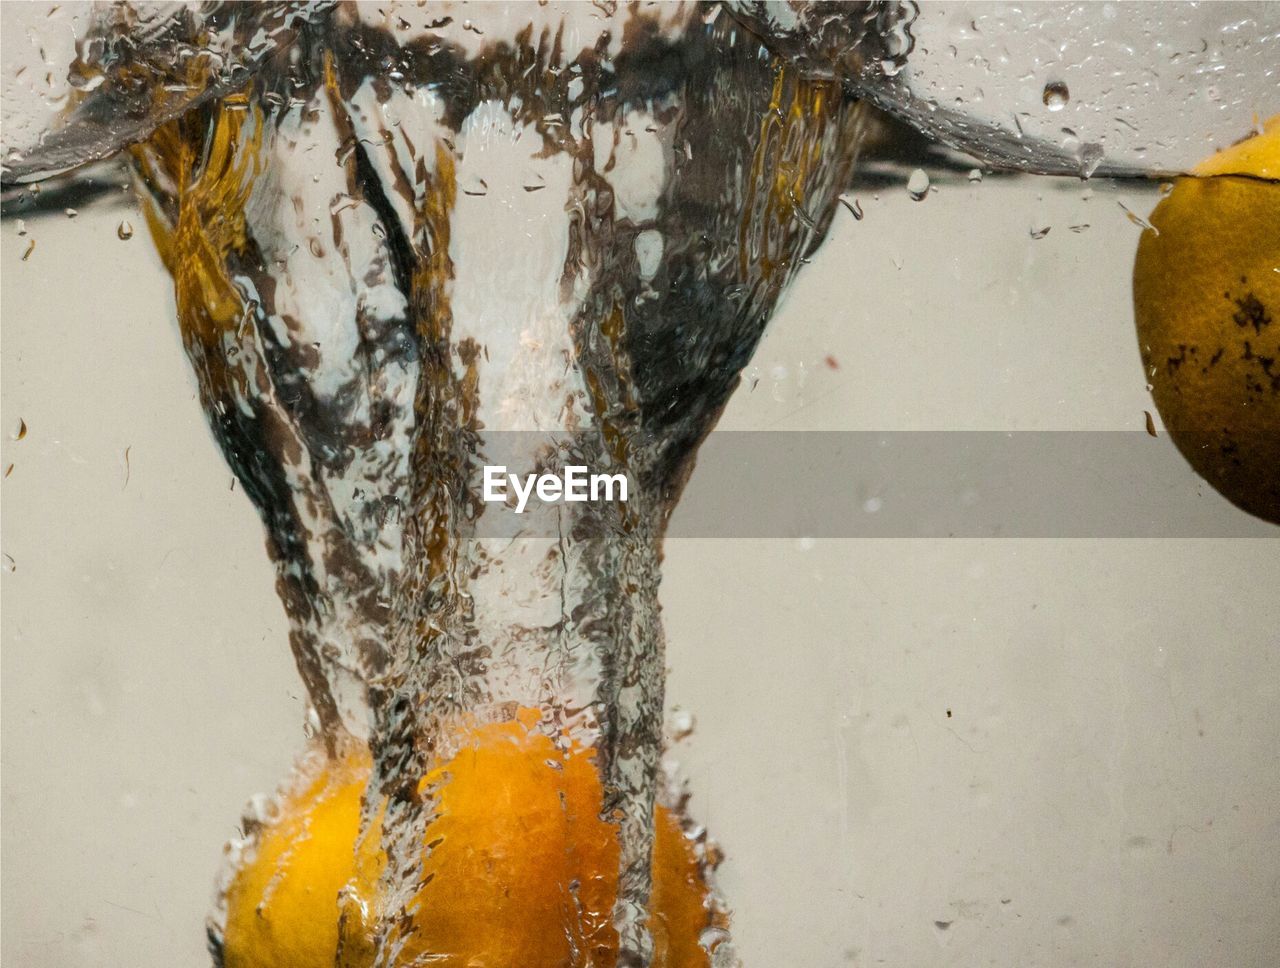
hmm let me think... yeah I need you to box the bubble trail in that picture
[22,3,899,965]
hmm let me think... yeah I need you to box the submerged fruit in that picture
[220,748,379,968]
[1132,115,1280,524]
[220,713,723,968]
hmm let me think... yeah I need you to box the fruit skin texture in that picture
[1133,116,1280,525]
[220,714,722,968]
[220,750,380,968]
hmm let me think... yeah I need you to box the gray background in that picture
[3,166,1278,967]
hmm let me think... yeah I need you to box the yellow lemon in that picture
[221,714,723,967]
[1132,115,1280,524]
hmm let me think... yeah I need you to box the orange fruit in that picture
[220,748,379,968]
[1132,115,1280,524]
[221,712,722,967]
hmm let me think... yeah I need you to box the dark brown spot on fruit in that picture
[1167,343,1193,376]
[1232,292,1272,335]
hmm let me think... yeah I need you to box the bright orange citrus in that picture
[221,712,723,967]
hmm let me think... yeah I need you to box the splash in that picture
[8,3,885,964]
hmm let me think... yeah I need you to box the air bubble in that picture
[907,168,930,200]
[669,709,696,741]
[1043,81,1070,111]
[700,926,732,951]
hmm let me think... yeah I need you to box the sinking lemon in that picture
[220,714,723,968]
[1132,115,1280,524]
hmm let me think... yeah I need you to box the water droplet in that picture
[64,207,78,219]
[15,219,27,236]
[117,220,134,241]
[1030,225,1051,240]
[2,554,14,574]
[1042,81,1070,111]
[11,418,27,441]
[863,496,883,514]
[907,168,930,201]
[1078,143,1104,179]
[967,169,983,183]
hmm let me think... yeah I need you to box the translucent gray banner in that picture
[669,431,1278,538]
[464,432,1278,539]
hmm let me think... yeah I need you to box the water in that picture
[2,3,1276,967]
[7,5,872,964]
